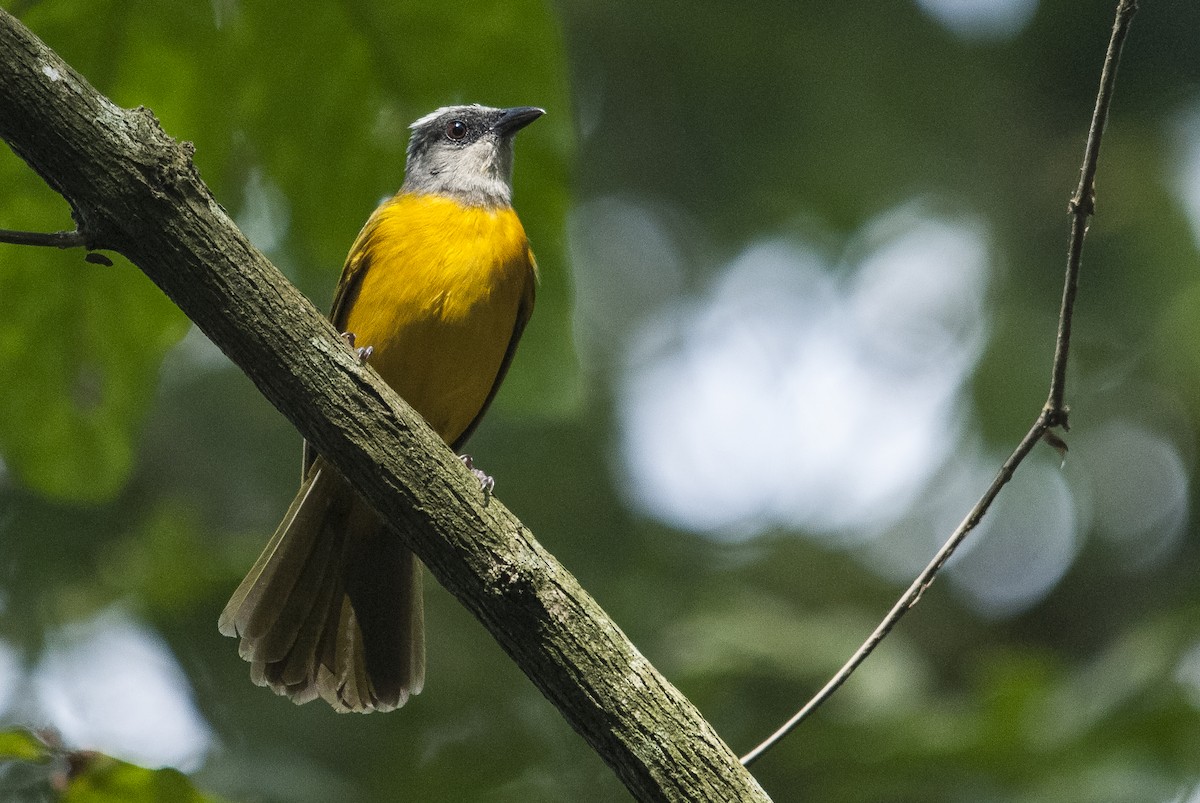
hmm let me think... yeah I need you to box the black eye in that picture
[445,120,468,141]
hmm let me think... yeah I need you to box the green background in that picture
[3,0,1200,801]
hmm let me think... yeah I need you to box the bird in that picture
[218,104,543,713]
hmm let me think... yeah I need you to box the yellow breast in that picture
[335,193,535,445]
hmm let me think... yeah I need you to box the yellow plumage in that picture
[221,102,542,714]
[334,194,535,447]
[219,191,536,713]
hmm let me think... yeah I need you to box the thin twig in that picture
[740,0,1138,768]
[741,420,1047,767]
[1046,0,1138,420]
[0,227,86,248]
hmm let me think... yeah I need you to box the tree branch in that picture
[0,227,86,248]
[0,10,768,802]
[740,0,1139,768]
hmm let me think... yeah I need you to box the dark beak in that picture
[494,106,545,136]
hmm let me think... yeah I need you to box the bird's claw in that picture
[460,454,495,495]
[341,332,373,364]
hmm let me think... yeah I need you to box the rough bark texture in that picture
[0,10,771,802]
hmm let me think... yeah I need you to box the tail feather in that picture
[254,492,348,663]
[275,539,344,688]
[220,457,425,713]
[241,472,342,646]
[345,519,426,705]
[218,465,334,641]
[320,599,370,712]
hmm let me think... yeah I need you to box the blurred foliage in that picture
[0,158,188,502]
[0,728,222,802]
[2,0,1200,802]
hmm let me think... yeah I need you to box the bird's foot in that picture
[341,331,373,363]
[460,454,495,495]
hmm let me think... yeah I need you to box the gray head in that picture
[402,104,544,207]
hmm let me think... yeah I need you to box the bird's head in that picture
[403,104,544,207]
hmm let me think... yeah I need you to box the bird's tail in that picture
[218,457,424,712]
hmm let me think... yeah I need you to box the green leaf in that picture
[0,729,51,762]
[0,730,223,803]
[63,754,221,803]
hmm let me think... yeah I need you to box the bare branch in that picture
[0,227,85,248]
[1046,0,1139,421]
